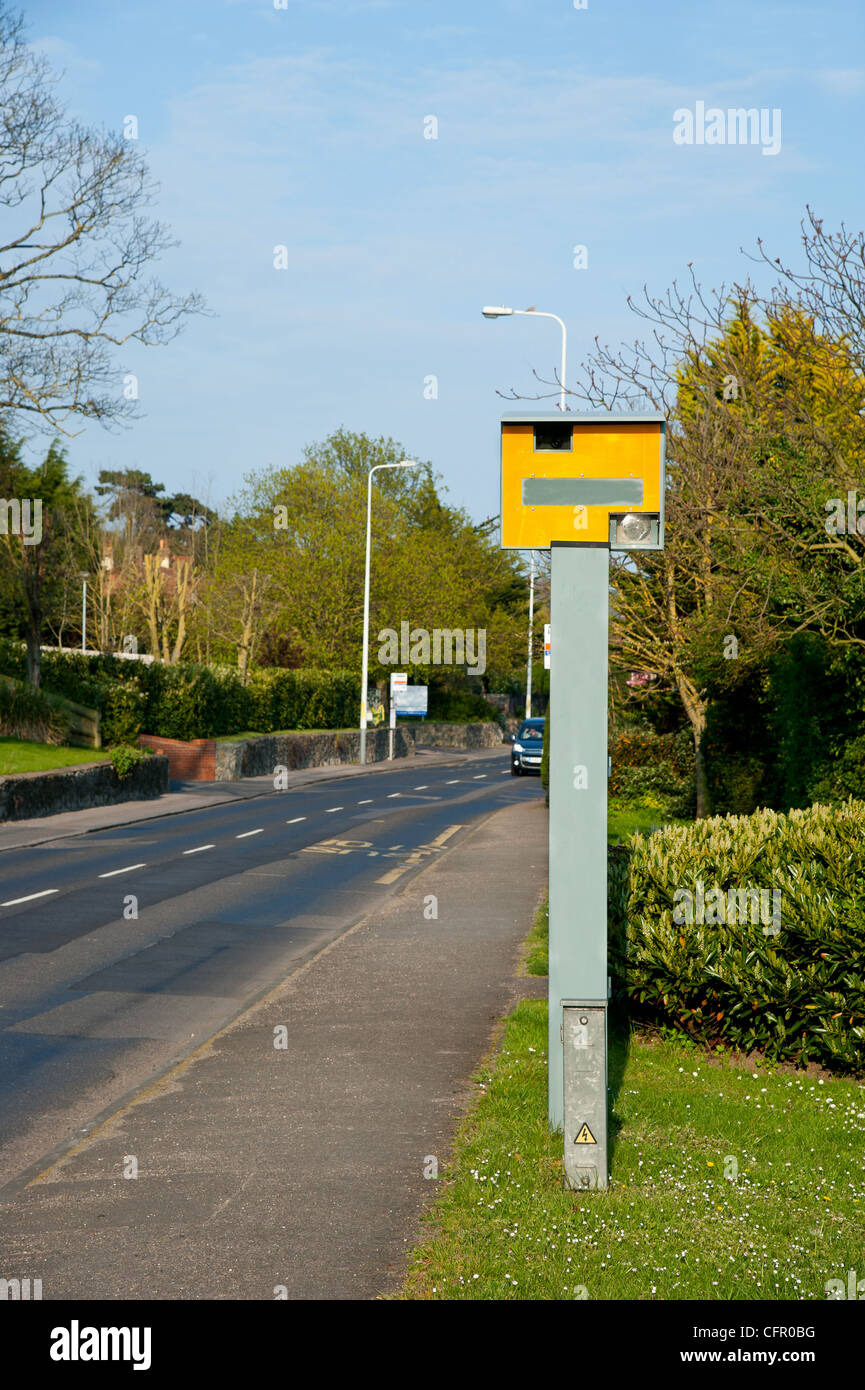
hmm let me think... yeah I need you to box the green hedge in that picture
[246,668,359,734]
[609,801,865,1074]
[426,688,500,724]
[0,642,360,743]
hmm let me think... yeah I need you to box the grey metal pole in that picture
[525,552,535,718]
[547,543,609,1140]
[81,578,87,654]
[359,460,419,765]
[359,470,373,765]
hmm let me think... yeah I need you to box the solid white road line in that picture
[98,863,146,879]
[183,844,215,855]
[1,888,59,907]
[286,816,306,824]
[236,829,263,838]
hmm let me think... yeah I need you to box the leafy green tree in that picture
[225,429,528,682]
[0,434,93,686]
[561,253,865,815]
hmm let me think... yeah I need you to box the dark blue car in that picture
[510,717,545,775]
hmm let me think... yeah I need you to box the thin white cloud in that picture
[28,35,103,80]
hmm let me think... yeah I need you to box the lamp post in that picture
[359,459,421,764]
[481,305,567,411]
[78,571,89,653]
[482,305,566,715]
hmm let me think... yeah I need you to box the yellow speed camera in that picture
[500,412,665,549]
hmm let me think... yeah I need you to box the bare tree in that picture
[0,6,204,435]
[139,552,195,664]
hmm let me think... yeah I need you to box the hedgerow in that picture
[0,642,359,742]
[610,801,865,1073]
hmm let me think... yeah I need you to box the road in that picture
[0,748,541,1190]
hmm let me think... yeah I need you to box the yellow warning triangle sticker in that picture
[574,1123,597,1145]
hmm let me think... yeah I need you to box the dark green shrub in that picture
[144,663,255,741]
[426,689,498,723]
[0,676,69,744]
[609,800,865,1074]
[0,646,362,741]
[102,681,147,745]
[610,726,695,819]
[109,744,148,779]
[248,668,359,732]
[0,638,25,681]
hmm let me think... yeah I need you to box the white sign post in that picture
[389,673,407,760]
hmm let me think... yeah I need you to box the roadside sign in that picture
[500,411,665,549]
[394,684,428,716]
[390,672,408,699]
[543,622,551,670]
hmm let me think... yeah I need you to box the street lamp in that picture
[78,571,89,654]
[359,459,421,764]
[481,305,567,411]
[482,304,568,716]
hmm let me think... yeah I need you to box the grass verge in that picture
[405,873,865,1302]
[401,1000,865,1300]
[523,896,549,977]
[0,738,110,775]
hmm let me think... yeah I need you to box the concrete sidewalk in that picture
[0,796,547,1300]
[0,745,501,852]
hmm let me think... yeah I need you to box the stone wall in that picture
[483,693,518,718]
[403,720,506,749]
[214,727,413,781]
[0,754,169,822]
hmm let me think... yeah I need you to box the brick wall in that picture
[138,735,216,781]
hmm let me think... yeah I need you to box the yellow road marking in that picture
[375,825,464,884]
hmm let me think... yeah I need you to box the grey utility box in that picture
[562,1002,608,1191]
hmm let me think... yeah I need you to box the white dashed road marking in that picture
[1,889,59,907]
[287,817,306,824]
[236,829,263,838]
[183,845,215,855]
[98,863,146,879]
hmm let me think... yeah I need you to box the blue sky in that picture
[20,0,865,523]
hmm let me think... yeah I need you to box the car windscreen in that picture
[517,724,544,741]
